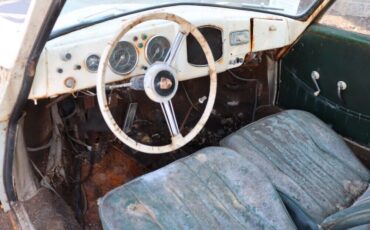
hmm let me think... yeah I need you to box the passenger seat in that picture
[221,110,370,222]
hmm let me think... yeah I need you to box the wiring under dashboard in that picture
[182,83,200,112]
[227,70,260,122]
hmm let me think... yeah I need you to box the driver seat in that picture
[98,147,297,229]
[98,110,370,229]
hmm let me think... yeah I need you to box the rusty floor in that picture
[81,146,146,229]
[0,146,146,230]
[0,207,13,230]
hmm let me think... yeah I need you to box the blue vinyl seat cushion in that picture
[221,110,370,222]
[99,110,370,229]
[98,147,296,230]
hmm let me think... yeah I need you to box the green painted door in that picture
[278,6,370,146]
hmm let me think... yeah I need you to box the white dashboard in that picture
[29,5,312,99]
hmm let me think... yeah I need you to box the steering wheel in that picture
[96,12,217,154]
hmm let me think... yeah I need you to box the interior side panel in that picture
[278,24,370,146]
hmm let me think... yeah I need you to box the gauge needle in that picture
[116,55,126,68]
[154,48,160,57]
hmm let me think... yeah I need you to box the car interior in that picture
[2,0,370,229]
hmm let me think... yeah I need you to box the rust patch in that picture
[81,146,146,230]
[0,208,17,230]
[26,60,37,77]
[275,45,291,60]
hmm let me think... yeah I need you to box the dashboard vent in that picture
[187,26,223,66]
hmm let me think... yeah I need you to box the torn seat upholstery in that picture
[221,110,370,222]
[99,110,370,229]
[98,147,296,229]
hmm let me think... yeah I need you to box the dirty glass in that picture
[53,0,319,34]
[60,0,318,19]
[319,0,370,36]
[0,0,30,23]
[0,0,32,67]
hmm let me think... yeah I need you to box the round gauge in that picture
[85,54,100,72]
[109,41,138,75]
[145,36,171,64]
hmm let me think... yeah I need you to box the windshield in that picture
[0,0,31,68]
[61,0,317,15]
[53,0,318,36]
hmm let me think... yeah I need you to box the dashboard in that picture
[29,5,313,100]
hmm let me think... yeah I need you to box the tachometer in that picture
[145,36,171,64]
[109,41,138,75]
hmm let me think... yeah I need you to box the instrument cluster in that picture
[84,34,171,75]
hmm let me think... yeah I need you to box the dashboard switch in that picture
[61,52,72,61]
[229,57,244,65]
[236,57,244,63]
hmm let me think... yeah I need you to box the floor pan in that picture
[81,146,146,229]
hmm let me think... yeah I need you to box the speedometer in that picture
[109,41,138,75]
[145,36,171,64]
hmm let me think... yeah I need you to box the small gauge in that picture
[145,36,171,64]
[109,41,138,75]
[230,30,249,46]
[85,54,100,72]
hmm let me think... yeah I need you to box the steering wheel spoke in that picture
[165,31,186,66]
[160,100,180,137]
[107,75,145,90]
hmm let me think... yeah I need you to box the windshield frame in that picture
[50,0,325,40]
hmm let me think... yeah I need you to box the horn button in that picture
[144,63,178,103]
[155,71,176,96]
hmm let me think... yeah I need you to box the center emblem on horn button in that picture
[153,70,176,97]
[160,77,173,90]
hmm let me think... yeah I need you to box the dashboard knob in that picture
[61,52,72,61]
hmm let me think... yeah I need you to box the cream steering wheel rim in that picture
[96,12,217,154]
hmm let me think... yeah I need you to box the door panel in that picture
[278,24,370,146]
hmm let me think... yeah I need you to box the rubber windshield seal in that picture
[4,0,66,202]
